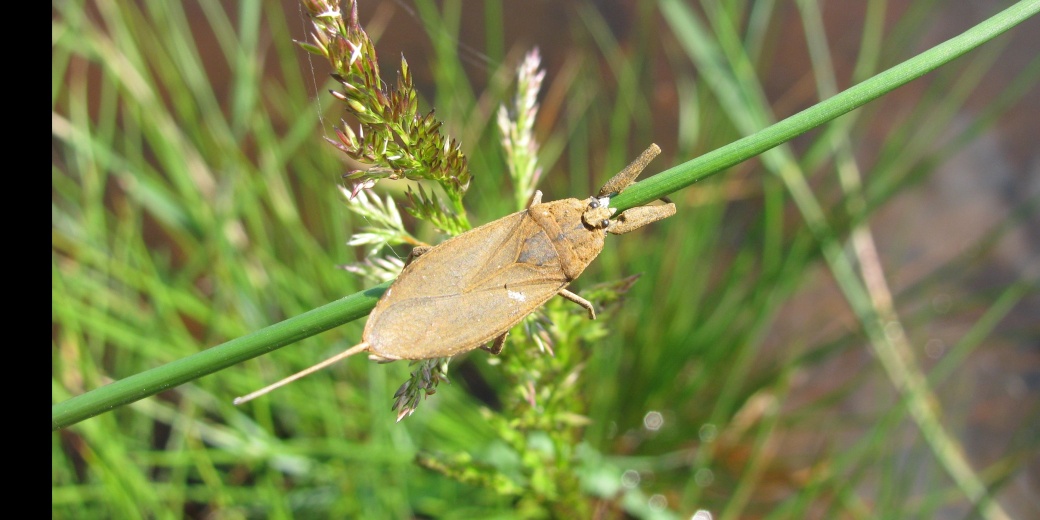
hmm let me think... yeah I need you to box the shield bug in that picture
[235,144,675,405]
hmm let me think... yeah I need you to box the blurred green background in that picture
[52,0,1038,518]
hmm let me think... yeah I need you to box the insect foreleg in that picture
[607,203,677,235]
[558,288,597,319]
[597,143,662,197]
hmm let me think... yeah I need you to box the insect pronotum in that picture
[235,144,675,405]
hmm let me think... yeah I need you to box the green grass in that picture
[53,1,1039,518]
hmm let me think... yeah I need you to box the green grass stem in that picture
[52,282,390,430]
[611,0,1038,212]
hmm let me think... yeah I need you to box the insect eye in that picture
[589,199,600,209]
[600,219,610,228]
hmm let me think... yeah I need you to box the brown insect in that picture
[235,144,675,405]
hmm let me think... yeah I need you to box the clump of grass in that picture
[302,0,470,234]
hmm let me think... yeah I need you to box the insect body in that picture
[235,144,674,404]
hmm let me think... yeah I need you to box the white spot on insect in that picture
[507,290,526,302]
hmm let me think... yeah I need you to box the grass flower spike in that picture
[301,0,471,234]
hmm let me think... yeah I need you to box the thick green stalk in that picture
[51,0,1038,430]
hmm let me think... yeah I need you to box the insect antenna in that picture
[233,342,370,405]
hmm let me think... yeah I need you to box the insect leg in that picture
[368,352,402,363]
[405,245,433,265]
[597,143,661,197]
[233,342,371,405]
[480,332,509,355]
[607,203,676,235]
[557,288,597,320]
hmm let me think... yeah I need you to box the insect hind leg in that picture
[558,288,597,319]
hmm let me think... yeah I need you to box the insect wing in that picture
[366,211,569,359]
